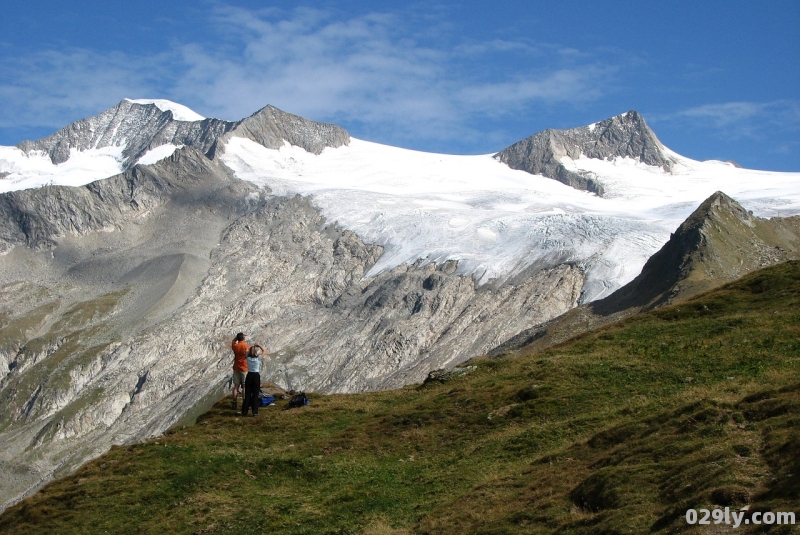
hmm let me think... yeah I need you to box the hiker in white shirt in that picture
[241,344,266,417]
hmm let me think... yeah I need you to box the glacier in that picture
[221,136,800,301]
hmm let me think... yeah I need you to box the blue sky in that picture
[2,0,798,170]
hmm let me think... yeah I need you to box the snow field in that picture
[124,99,205,122]
[223,137,800,301]
[0,144,183,194]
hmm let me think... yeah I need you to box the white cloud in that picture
[659,100,800,138]
[456,67,616,113]
[174,5,622,145]
[0,4,620,147]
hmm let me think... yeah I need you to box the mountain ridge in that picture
[493,110,677,195]
[0,147,236,251]
[16,99,232,167]
[13,99,350,171]
[491,191,800,356]
[12,102,678,196]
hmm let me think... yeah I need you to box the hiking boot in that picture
[231,398,237,410]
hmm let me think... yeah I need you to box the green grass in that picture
[1,261,799,534]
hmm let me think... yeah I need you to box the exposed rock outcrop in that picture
[494,111,677,195]
[212,105,350,157]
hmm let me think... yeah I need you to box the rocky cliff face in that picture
[494,111,677,195]
[0,146,581,510]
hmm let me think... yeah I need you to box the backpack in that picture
[286,392,309,409]
[259,394,276,406]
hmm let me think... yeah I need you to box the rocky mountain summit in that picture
[212,104,350,157]
[15,99,349,169]
[592,190,800,313]
[494,110,677,194]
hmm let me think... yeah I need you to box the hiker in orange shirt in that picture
[231,332,250,409]
[232,332,266,410]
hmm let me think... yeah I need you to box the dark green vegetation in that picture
[2,261,799,534]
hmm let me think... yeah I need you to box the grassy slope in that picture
[1,261,798,535]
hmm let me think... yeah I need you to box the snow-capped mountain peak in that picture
[494,109,676,195]
[13,98,230,167]
[123,98,206,122]
[0,100,350,195]
[0,99,225,192]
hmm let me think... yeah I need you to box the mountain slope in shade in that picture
[492,191,800,355]
[493,110,676,195]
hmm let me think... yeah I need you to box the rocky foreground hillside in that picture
[0,147,581,510]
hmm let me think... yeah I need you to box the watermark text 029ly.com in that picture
[686,508,795,528]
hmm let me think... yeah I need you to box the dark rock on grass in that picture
[422,366,477,385]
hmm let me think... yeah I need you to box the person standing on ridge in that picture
[242,343,267,417]
[231,333,250,409]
